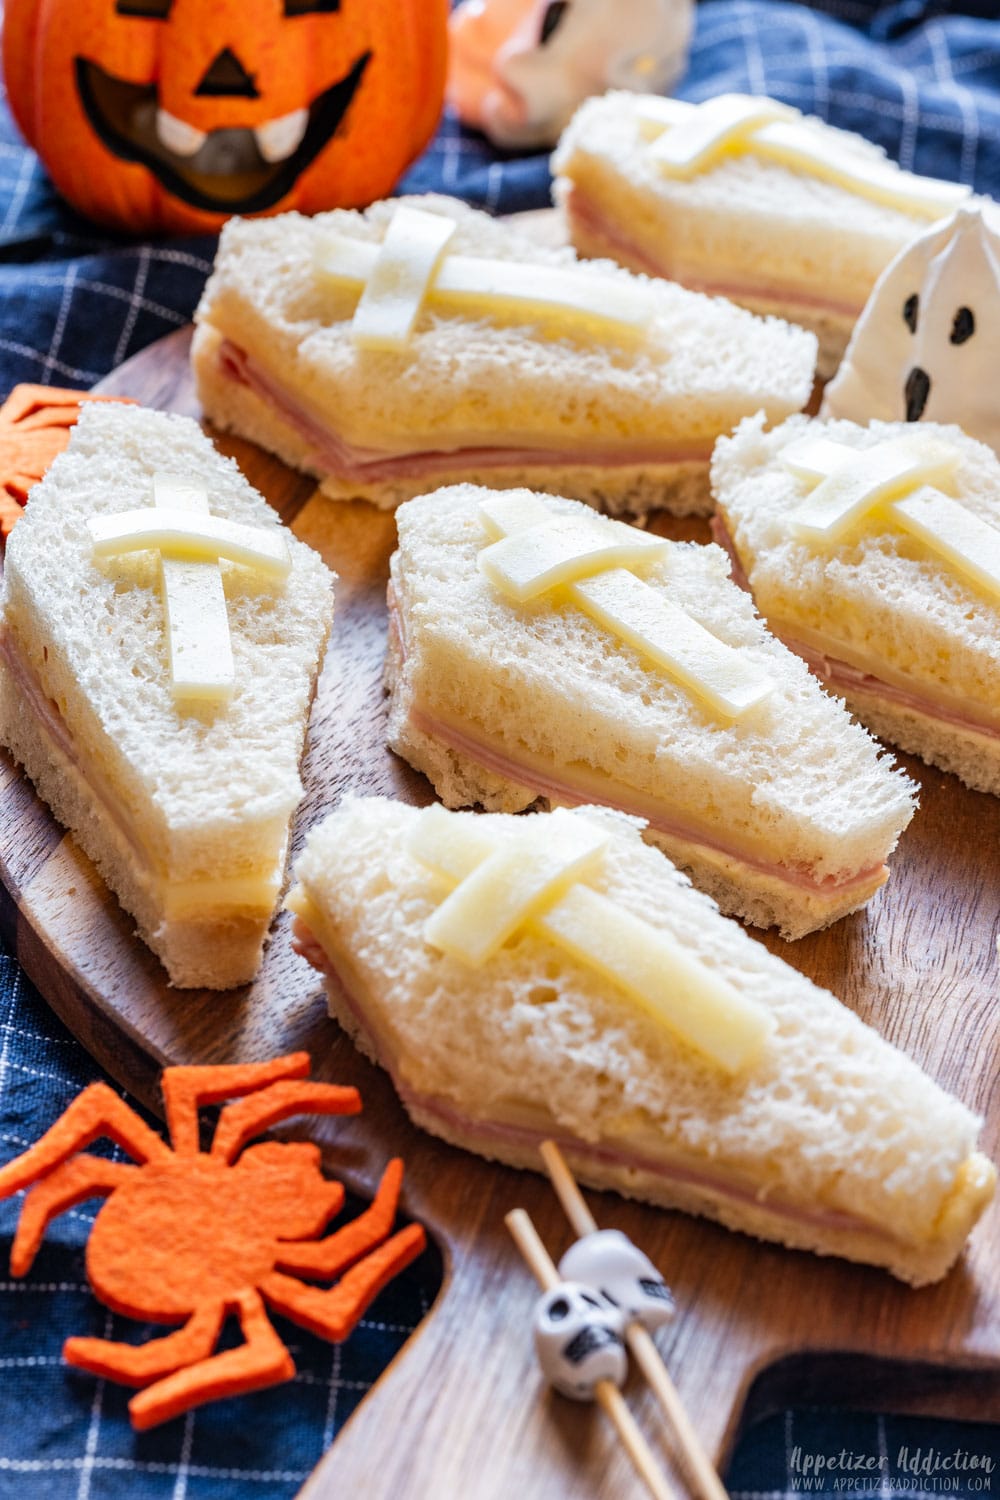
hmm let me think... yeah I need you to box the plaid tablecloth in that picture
[1,1,998,1495]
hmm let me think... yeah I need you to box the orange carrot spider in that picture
[0,1052,426,1429]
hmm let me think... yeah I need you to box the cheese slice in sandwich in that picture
[385,483,916,940]
[287,796,995,1287]
[711,413,1000,796]
[552,91,971,379]
[192,192,816,520]
[0,403,335,989]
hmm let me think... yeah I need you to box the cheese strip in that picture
[574,567,774,719]
[89,509,291,580]
[421,810,607,965]
[750,120,968,218]
[162,864,283,920]
[479,490,554,538]
[781,436,860,484]
[783,434,1000,597]
[478,515,666,602]
[154,474,234,705]
[787,435,959,541]
[645,94,796,176]
[638,93,969,219]
[406,802,492,883]
[478,493,773,717]
[891,486,1000,601]
[352,206,456,351]
[536,883,774,1073]
[315,209,653,344]
[408,806,773,1073]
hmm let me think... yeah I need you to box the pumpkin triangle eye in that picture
[115,0,171,14]
[950,307,975,345]
[284,0,341,12]
[903,293,919,334]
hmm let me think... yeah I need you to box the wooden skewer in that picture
[505,1207,678,1500]
[539,1141,730,1500]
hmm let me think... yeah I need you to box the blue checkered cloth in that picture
[2,0,999,1494]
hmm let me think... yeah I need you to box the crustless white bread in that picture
[193,193,816,518]
[553,92,969,377]
[0,404,334,988]
[287,796,995,1286]
[711,413,1000,796]
[385,483,916,938]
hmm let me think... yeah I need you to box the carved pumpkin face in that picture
[3,0,448,233]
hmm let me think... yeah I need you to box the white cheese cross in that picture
[781,434,1000,599]
[88,472,291,705]
[637,94,969,219]
[477,492,774,721]
[314,204,654,351]
[409,804,773,1074]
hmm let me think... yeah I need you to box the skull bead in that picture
[559,1228,675,1331]
[532,1279,627,1400]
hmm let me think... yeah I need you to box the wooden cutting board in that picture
[2,322,999,1500]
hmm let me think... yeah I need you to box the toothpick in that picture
[505,1207,677,1500]
[538,1141,730,1500]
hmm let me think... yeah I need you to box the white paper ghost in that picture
[448,0,694,150]
[559,1228,675,1331]
[823,203,1000,450]
[532,1279,627,1399]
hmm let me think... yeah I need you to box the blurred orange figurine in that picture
[0,1053,426,1428]
[449,0,693,149]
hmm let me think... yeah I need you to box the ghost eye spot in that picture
[951,307,975,345]
[540,2,570,44]
[903,294,919,334]
[548,1297,570,1321]
[284,0,341,11]
[114,0,171,14]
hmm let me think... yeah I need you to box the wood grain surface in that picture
[1,313,999,1500]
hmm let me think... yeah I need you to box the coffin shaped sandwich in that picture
[193,193,816,517]
[288,796,995,1286]
[385,484,916,938]
[712,414,1000,795]
[0,404,334,988]
[553,91,970,377]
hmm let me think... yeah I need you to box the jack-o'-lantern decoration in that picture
[3,0,449,235]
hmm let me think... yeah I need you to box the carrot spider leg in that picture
[65,1300,226,1387]
[210,1080,362,1163]
[162,1054,313,1155]
[0,1084,170,1201]
[12,1156,135,1275]
[127,1291,294,1431]
[275,1158,406,1278]
[261,1223,427,1342]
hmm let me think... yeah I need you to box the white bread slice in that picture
[192,192,816,518]
[0,403,334,988]
[552,92,964,378]
[287,796,995,1286]
[711,413,1000,795]
[386,484,916,939]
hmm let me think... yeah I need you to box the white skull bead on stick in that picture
[449,0,694,149]
[559,1228,676,1331]
[532,1280,628,1399]
[824,204,1000,452]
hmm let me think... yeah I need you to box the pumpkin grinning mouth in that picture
[74,51,372,215]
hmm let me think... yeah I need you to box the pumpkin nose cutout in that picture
[904,366,930,422]
[195,48,260,100]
